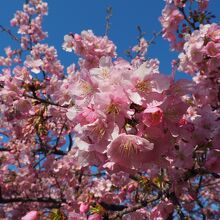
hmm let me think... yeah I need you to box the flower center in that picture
[136,80,151,92]
[106,103,120,115]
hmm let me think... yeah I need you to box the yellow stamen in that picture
[101,68,110,79]
[119,140,138,157]
[106,103,120,115]
[80,81,93,95]
[91,124,106,140]
[136,80,151,92]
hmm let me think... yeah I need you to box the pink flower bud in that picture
[79,202,89,213]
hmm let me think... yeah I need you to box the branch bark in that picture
[0,197,66,204]
[0,25,20,42]
[108,196,160,220]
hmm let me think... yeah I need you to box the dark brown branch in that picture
[182,168,220,182]
[100,201,127,211]
[33,148,67,168]
[67,133,73,152]
[168,192,185,220]
[55,124,66,147]
[178,7,197,30]
[25,94,69,108]
[147,31,162,46]
[136,25,145,42]
[0,25,20,42]
[0,148,11,152]
[33,148,67,156]
[0,197,66,204]
[196,175,203,194]
[109,196,160,219]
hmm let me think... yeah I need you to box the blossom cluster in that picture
[11,0,48,46]
[160,3,184,50]
[63,30,116,69]
[65,55,191,173]
[160,0,210,51]
[179,23,220,75]
[0,0,220,219]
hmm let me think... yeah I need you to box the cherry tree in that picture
[0,0,220,219]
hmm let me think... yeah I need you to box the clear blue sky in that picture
[0,0,220,78]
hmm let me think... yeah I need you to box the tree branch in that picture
[33,148,67,156]
[109,196,160,219]
[0,148,11,152]
[182,168,220,182]
[100,201,127,211]
[0,25,20,42]
[0,197,66,204]
[178,7,197,30]
[25,94,69,108]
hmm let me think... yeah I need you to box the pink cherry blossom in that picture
[79,202,89,213]
[21,211,39,220]
[160,3,184,50]
[142,106,163,127]
[107,134,154,169]
[0,0,220,219]
[150,201,174,219]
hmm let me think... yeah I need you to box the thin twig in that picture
[109,196,160,219]
[25,94,69,108]
[178,7,197,30]
[0,196,66,204]
[105,7,112,36]
[0,25,20,42]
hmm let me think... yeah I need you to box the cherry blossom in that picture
[0,0,220,219]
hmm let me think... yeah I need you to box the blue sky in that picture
[0,0,220,78]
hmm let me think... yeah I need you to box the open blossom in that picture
[62,34,75,52]
[142,106,163,127]
[128,60,169,105]
[24,55,43,73]
[93,88,131,127]
[107,134,154,169]
[205,41,220,57]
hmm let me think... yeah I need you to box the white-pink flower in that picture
[142,106,163,127]
[24,55,43,74]
[107,134,154,169]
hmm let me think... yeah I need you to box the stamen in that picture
[136,80,151,92]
